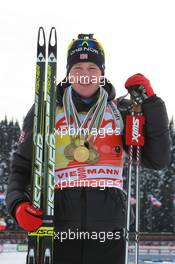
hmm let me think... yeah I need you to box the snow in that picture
[0,252,26,264]
[0,252,174,264]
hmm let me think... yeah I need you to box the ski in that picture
[40,27,57,264]
[26,27,46,264]
[26,27,57,264]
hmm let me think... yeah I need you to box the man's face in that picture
[69,62,102,98]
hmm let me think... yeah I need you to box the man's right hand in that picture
[15,202,43,231]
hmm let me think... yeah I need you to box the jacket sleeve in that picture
[6,105,34,217]
[117,95,171,170]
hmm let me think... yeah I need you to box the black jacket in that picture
[6,80,171,231]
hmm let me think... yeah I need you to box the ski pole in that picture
[125,110,134,264]
[125,103,145,264]
[134,106,144,264]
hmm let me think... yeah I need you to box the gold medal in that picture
[63,86,108,164]
[73,145,90,162]
[64,143,77,160]
[64,137,77,160]
[73,136,90,162]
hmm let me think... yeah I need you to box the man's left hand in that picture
[125,73,155,103]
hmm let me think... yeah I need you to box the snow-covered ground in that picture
[0,252,26,264]
[0,252,175,264]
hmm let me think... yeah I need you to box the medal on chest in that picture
[62,85,108,164]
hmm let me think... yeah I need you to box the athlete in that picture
[6,34,171,264]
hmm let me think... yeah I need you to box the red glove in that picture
[125,73,155,101]
[15,202,43,231]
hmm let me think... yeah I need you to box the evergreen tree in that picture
[0,118,20,230]
[155,117,175,232]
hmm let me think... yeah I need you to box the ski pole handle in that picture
[125,113,145,146]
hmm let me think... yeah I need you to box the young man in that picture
[6,34,171,264]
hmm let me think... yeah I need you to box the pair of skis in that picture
[27,27,57,264]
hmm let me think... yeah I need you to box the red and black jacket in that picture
[6,80,171,231]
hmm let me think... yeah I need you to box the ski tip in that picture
[50,26,56,31]
[49,27,57,47]
[38,27,46,47]
[38,26,44,32]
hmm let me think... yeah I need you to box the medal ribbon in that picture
[63,85,108,142]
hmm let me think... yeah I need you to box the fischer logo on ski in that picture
[33,133,43,208]
[26,26,57,264]
[47,134,55,215]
